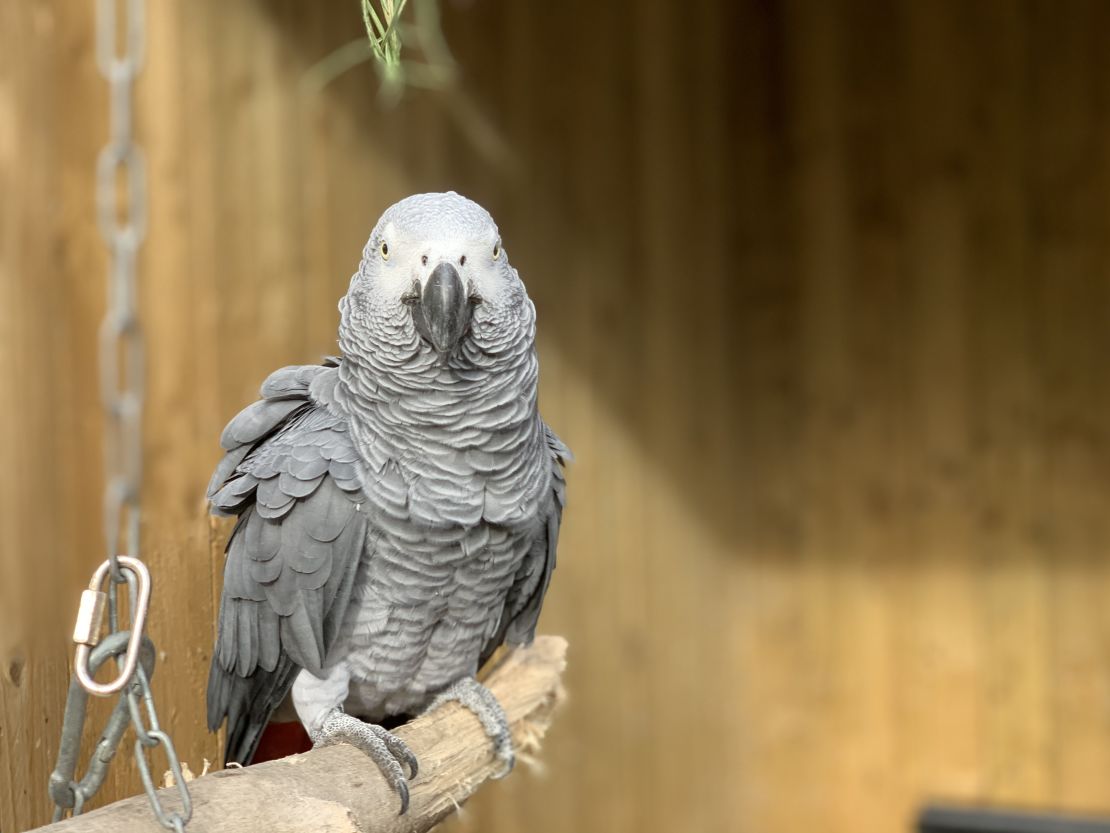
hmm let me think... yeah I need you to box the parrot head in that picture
[342,192,525,360]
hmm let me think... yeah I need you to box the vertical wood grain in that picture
[899,0,981,812]
[7,2,1110,832]
[969,1,1050,806]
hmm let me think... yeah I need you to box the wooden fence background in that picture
[4,1,1110,831]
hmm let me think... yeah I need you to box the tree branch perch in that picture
[31,636,568,833]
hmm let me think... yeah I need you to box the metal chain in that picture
[48,2,191,829]
[96,0,145,588]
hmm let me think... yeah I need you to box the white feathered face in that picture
[351,192,521,355]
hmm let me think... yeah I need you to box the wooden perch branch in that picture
[32,636,568,833]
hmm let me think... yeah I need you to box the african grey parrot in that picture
[206,192,569,811]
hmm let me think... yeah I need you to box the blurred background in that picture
[3,1,1110,831]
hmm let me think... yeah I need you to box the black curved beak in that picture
[409,262,472,354]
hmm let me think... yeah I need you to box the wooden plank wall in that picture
[3,1,1110,831]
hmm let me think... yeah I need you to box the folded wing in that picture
[206,362,367,765]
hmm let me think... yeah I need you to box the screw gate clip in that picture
[72,588,107,646]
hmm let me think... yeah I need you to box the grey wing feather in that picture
[206,362,366,765]
[483,422,569,664]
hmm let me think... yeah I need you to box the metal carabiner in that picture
[73,555,151,697]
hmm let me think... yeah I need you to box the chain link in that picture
[49,2,191,828]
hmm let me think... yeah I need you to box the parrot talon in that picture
[312,711,418,814]
[427,677,515,777]
[370,722,419,779]
[395,779,410,816]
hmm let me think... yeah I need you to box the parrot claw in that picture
[428,677,515,778]
[312,711,418,814]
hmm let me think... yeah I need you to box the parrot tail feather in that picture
[208,654,300,766]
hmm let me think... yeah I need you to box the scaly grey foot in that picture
[312,710,419,814]
[428,676,514,776]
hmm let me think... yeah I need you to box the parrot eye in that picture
[380,242,390,260]
[492,242,501,260]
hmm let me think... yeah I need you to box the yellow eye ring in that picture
[492,242,501,260]
[380,241,390,260]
